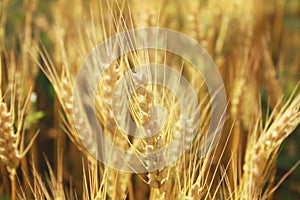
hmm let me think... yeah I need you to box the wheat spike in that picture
[95,61,131,199]
[60,77,98,158]
[0,101,20,200]
[0,102,20,170]
[129,71,170,198]
[241,93,300,198]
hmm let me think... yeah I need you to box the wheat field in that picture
[0,0,300,199]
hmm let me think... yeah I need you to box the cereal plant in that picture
[0,0,299,199]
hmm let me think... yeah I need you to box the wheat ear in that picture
[0,101,19,200]
[96,61,131,199]
[0,98,38,200]
[241,92,300,198]
[0,102,20,170]
[129,71,170,199]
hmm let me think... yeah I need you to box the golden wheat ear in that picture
[0,102,20,170]
[0,61,39,199]
[241,88,300,199]
[0,97,39,199]
[0,100,20,200]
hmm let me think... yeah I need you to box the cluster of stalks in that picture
[0,0,300,199]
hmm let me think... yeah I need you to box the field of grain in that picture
[0,0,300,199]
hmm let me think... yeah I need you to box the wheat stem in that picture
[9,168,16,200]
